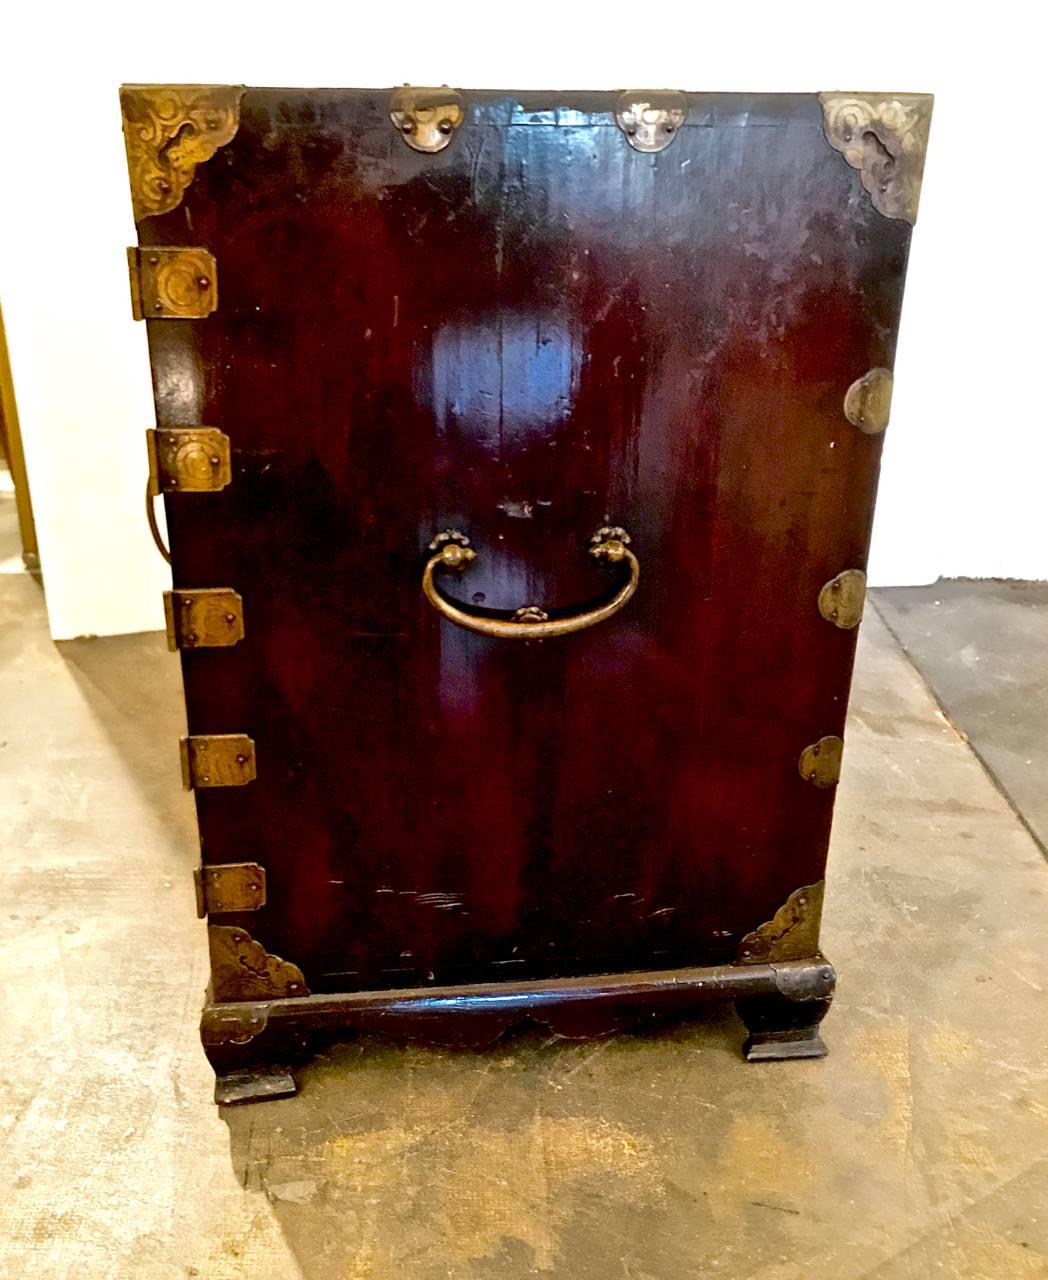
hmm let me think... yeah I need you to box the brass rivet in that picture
[198,277,210,289]
[236,754,248,764]
[148,254,159,265]
[201,774,211,783]
[401,121,414,134]
[186,632,198,644]
[225,613,236,624]
[153,301,164,311]
[209,456,220,466]
[438,120,453,134]
[664,123,675,133]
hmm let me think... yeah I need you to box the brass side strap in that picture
[147,428,231,493]
[180,734,256,789]
[194,863,267,918]
[128,246,217,319]
[164,589,245,651]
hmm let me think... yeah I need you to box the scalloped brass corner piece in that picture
[737,881,825,965]
[208,925,309,1003]
[819,92,932,224]
[120,85,246,221]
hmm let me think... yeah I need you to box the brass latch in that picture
[127,246,218,319]
[147,427,231,493]
[180,734,256,789]
[194,862,267,918]
[615,90,688,153]
[390,85,464,153]
[164,589,245,651]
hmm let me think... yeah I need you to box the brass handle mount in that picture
[422,526,639,640]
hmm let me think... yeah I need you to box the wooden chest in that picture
[121,84,931,1103]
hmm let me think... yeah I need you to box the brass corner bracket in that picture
[737,881,825,965]
[121,84,246,221]
[819,92,932,225]
[208,925,309,1002]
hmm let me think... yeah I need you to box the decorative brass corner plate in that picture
[208,925,309,1002]
[615,90,688,153]
[390,85,464,153]
[818,569,867,629]
[737,881,825,964]
[819,92,932,225]
[128,247,217,320]
[799,736,844,788]
[195,863,267,918]
[147,428,231,493]
[844,367,894,435]
[164,589,245,651]
[180,734,256,789]
[120,85,245,221]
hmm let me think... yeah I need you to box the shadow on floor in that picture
[220,1009,754,1280]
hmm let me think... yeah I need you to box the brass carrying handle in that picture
[146,475,172,564]
[422,526,639,639]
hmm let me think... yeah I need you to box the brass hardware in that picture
[164,589,245,651]
[819,92,933,225]
[180,734,256,789]
[799,736,844,789]
[390,85,464,153]
[818,569,867,630]
[127,246,218,320]
[208,925,309,1002]
[615,90,688,153]
[147,427,231,492]
[120,85,245,221]
[422,526,640,640]
[145,474,171,563]
[194,863,267,918]
[737,881,826,964]
[844,367,894,434]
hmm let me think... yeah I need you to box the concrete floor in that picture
[2,569,1047,1279]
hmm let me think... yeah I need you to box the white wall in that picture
[2,1,1043,639]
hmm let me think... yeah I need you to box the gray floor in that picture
[877,580,1048,856]
[2,570,1047,1279]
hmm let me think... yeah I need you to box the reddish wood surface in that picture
[138,90,912,996]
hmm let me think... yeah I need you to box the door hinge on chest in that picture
[180,734,256,789]
[194,862,267,918]
[164,589,244,650]
[127,246,218,319]
[147,427,231,493]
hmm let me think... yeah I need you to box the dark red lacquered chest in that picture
[121,84,932,1103]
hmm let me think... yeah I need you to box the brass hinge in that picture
[615,90,688,152]
[180,734,256,789]
[194,862,267,918]
[164,589,245,651]
[799,735,844,788]
[390,85,464,153]
[127,246,218,319]
[146,427,231,493]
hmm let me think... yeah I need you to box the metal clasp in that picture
[615,90,688,153]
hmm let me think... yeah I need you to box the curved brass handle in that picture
[146,476,172,564]
[422,526,639,639]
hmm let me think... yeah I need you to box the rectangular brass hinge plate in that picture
[194,862,267,918]
[146,427,232,493]
[180,734,256,789]
[164,589,245,651]
[127,246,218,319]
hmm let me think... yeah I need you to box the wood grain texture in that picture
[134,89,913,998]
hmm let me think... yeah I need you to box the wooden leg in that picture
[736,985,834,1062]
[213,1063,299,1106]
